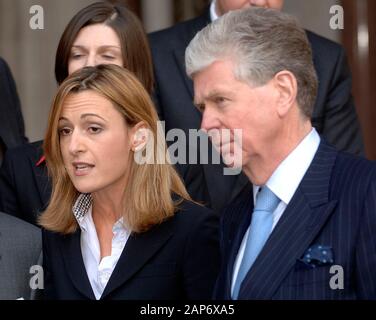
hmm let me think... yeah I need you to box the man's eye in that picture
[196,103,205,112]
[215,97,226,104]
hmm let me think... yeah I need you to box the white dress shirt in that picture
[73,194,130,300]
[231,128,321,294]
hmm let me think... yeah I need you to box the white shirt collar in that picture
[253,128,321,205]
[73,193,130,300]
[73,193,126,231]
[210,0,219,22]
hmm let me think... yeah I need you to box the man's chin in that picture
[221,152,243,169]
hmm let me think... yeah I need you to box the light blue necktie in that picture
[232,186,280,299]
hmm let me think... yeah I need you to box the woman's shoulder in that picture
[175,198,213,215]
[171,199,218,230]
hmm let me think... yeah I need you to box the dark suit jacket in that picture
[149,9,364,212]
[0,140,50,224]
[42,200,219,300]
[0,57,28,150]
[213,141,376,300]
[0,212,42,300]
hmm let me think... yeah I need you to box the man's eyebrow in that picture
[195,89,229,104]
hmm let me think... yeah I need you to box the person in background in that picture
[41,64,219,300]
[149,0,364,213]
[0,57,28,163]
[0,2,154,225]
[186,7,376,299]
[0,212,42,300]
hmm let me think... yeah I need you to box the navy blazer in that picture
[213,141,376,300]
[42,200,220,300]
[0,57,27,150]
[149,9,364,212]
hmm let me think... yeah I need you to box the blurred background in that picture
[0,0,374,159]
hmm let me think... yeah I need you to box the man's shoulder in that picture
[149,12,210,50]
[3,140,43,162]
[0,57,7,72]
[334,150,376,179]
[0,212,40,242]
[305,30,345,59]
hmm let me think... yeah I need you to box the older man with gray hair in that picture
[186,7,376,300]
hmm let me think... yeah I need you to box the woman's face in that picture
[216,0,284,16]
[68,24,123,75]
[58,90,136,196]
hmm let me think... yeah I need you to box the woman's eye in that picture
[59,128,71,136]
[88,126,102,134]
[102,55,115,60]
[71,53,83,59]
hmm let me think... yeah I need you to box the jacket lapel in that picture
[223,183,254,299]
[237,141,339,299]
[60,229,96,299]
[101,217,175,298]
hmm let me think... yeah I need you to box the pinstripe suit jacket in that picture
[213,141,376,300]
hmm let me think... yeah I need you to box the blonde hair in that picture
[39,64,191,234]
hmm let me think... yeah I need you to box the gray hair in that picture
[185,7,318,118]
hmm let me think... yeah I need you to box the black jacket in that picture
[0,140,50,224]
[43,200,220,300]
[0,57,27,150]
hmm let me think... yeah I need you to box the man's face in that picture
[216,0,284,16]
[193,59,281,170]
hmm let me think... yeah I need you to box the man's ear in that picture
[131,122,149,152]
[273,70,298,117]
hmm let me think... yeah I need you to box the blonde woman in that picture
[40,64,219,300]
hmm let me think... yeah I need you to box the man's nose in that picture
[200,108,221,132]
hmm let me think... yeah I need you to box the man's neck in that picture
[243,122,313,185]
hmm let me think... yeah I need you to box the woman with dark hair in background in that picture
[0,2,154,224]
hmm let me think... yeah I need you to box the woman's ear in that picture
[131,122,149,152]
[273,70,298,118]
